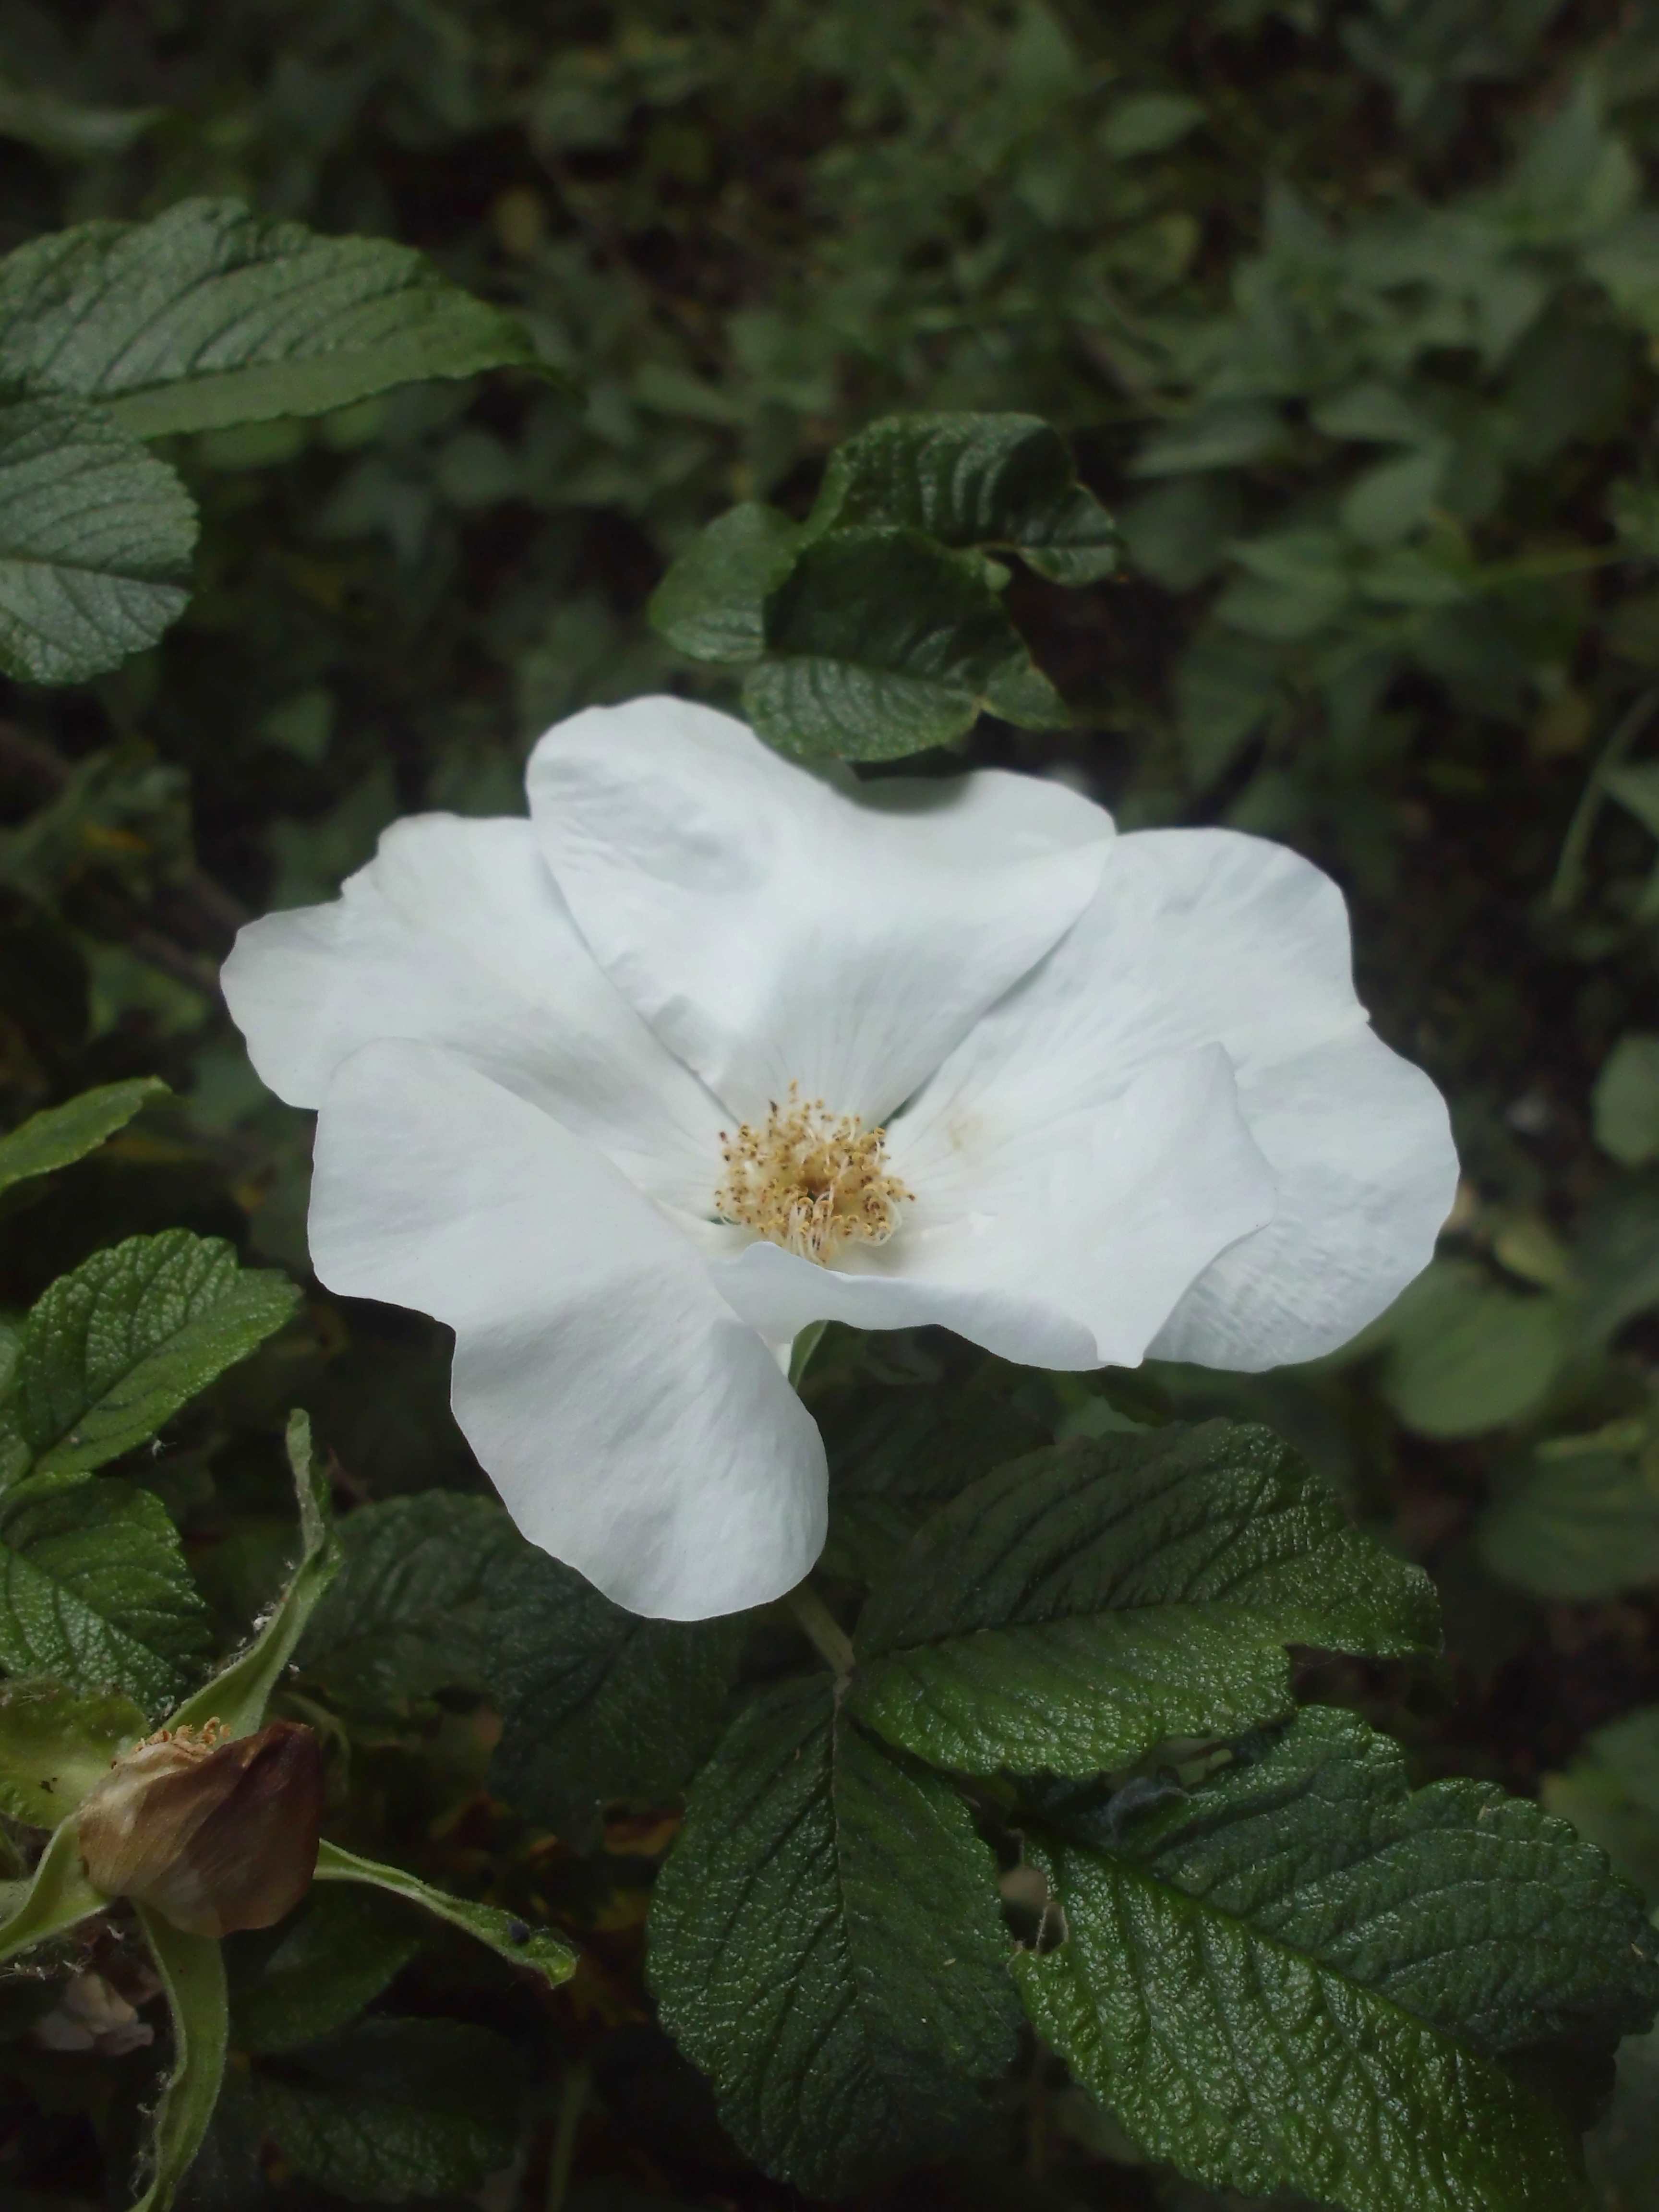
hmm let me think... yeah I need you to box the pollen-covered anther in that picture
[717,1083,912,1263]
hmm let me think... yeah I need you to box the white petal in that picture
[708,1047,1276,1369]
[309,1039,826,1619]
[524,696,1114,1122]
[1148,1026,1457,1369]
[221,814,728,1219]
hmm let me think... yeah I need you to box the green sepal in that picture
[0,1818,107,1970]
[312,1839,576,1989]
[128,1907,228,2212]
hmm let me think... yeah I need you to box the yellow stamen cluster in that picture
[717,1084,911,1263]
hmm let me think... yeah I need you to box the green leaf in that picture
[1588,2025,1659,2206]
[485,1549,745,1838]
[1594,1034,1659,1167]
[0,1818,106,1970]
[228,1885,423,2056]
[1377,1261,1568,1439]
[1478,1423,1659,1601]
[1016,1708,1659,2212]
[743,527,1066,761]
[241,2017,526,2203]
[12,1229,299,1486]
[648,1676,1020,2198]
[0,398,195,686]
[129,1909,228,2212]
[0,1478,213,1714]
[808,413,1118,585]
[0,197,540,440]
[313,1839,576,1989]
[173,1411,341,1739]
[850,1422,1438,1778]
[0,1077,168,1199]
[0,1678,146,1821]
[1542,1706,1659,1903]
[295,1490,524,1718]
[648,502,805,661]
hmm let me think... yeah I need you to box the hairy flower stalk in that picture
[77,1718,324,1938]
[223,697,1457,1621]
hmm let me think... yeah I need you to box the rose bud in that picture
[76,1718,324,1938]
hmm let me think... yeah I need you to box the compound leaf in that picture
[852,1421,1439,1776]
[648,1675,1019,2199]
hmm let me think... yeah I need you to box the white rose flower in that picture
[223,698,1457,1620]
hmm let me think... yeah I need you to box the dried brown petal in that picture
[76,1718,323,1938]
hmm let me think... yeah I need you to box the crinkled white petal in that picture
[708,1047,1275,1369]
[524,697,1115,1123]
[1149,1025,1457,1369]
[221,814,728,1219]
[888,823,1455,1371]
[308,1039,825,1619]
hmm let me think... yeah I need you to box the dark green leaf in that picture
[1588,2026,1659,2207]
[486,1550,745,1837]
[312,1839,576,1990]
[743,527,1066,761]
[12,1229,299,1485]
[0,1078,167,1198]
[0,398,194,685]
[1016,1708,1659,2212]
[851,1422,1439,1777]
[0,1478,212,1713]
[296,1490,523,1717]
[242,2018,525,2203]
[648,502,805,661]
[228,1886,423,2056]
[0,1677,146,1822]
[0,198,541,439]
[808,413,1118,584]
[130,1910,228,2212]
[649,1676,1020,2198]
[1478,1423,1659,1601]
[1377,1262,1569,1439]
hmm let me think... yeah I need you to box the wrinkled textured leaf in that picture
[808,412,1118,583]
[228,1885,423,2056]
[1016,1708,1659,2212]
[130,1910,228,2212]
[852,1422,1439,1776]
[649,1676,1020,2199]
[485,1548,745,1837]
[313,1839,576,1989]
[0,1678,146,1822]
[742,527,1065,760]
[13,1229,299,1485]
[0,398,194,685]
[0,197,540,439]
[0,1077,167,1199]
[0,1478,212,1713]
[649,501,805,661]
[242,2017,525,2203]
[296,1490,523,1716]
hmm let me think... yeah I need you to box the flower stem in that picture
[785,1579,855,1683]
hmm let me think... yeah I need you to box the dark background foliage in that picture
[5,0,1659,2205]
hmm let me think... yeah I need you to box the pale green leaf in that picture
[851,1422,1438,1777]
[313,1839,576,1989]
[1594,1033,1659,1166]
[0,397,194,686]
[0,1818,106,1971]
[648,1676,1020,2198]
[1378,1261,1568,1438]
[0,1678,146,1822]
[12,1229,299,1485]
[0,1078,168,1199]
[1478,1424,1659,1600]
[0,197,540,439]
[129,1909,228,2212]
[1016,1708,1659,2212]
[0,1478,213,1714]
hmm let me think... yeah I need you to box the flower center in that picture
[717,1084,911,1264]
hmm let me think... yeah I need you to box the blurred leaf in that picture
[1594,1034,1659,1166]
[0,81,164,161]
[241,2018,525,2203]
[1130,401,1288,476]
[0,1477,212,1713]
[649,1675,1020,2198]
[1017,1707,1658,2211]
[851,1422,1438,1777]
[228,1886,422,2056]
[0,1078,167,1200]
[0,198,542,439]
[1098,92,1205,157]
[1378,1262,1568,1438]
[9,1230,299,1486]
[1479,1424,1659,1600]
[0,1678,146,1822]
[130,1910,228,2212]
[807,413,1118,584]
[1542,1706,1659,1903]
[0,397,194,685]
[1588,2025,1659,2208]
[313,1840,576,1989]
